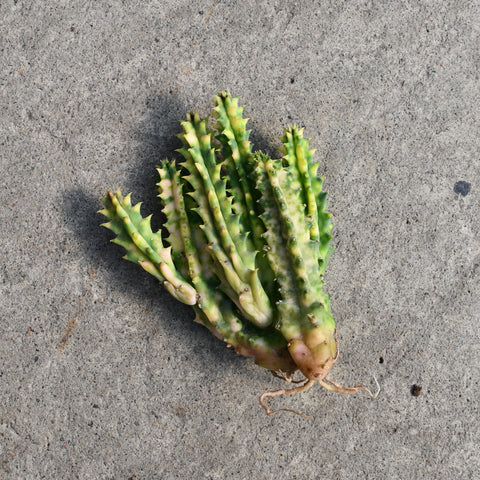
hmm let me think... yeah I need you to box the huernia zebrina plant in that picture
[100,92,378,415]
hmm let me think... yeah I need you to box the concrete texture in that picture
[1,1,479,478]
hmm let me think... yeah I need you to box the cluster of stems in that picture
[100,92,374,413]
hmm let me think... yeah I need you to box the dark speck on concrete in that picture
[411,384,422,397]
[453,181,471,196]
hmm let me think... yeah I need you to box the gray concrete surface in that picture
[1,1,479,479]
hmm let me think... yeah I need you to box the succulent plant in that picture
[100,92,377,415]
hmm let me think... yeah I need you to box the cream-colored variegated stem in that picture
[99,189,197,305]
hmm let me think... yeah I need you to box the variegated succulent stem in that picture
[177,112,272,327]
[99,190,197,305]
[255,152,336,381]
[213,92,264,249]
[281,126,334,274]
[213,91,277,297]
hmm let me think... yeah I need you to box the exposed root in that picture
[271,370,305,384]
[260,361,380,416]
[259,379,315,418]
[319,375,380,398]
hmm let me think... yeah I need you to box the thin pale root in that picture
[259,379,315,417]
[259,374,380,417]
[271,370,305,384]
[319,375,380,398]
